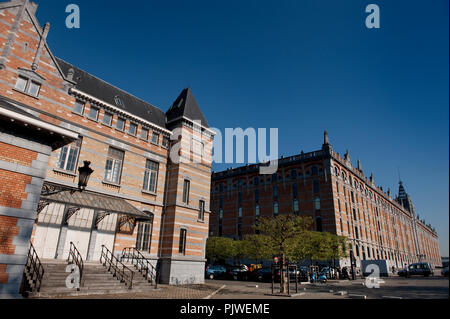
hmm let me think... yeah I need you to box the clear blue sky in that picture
[34,0,448,256]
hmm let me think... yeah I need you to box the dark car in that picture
[205,265,227,280]
[398,263,433,278]
[256,268,275,282]
[230,265,249,280]
[441,267,448,277]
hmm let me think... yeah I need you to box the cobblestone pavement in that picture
[48,276,448,299]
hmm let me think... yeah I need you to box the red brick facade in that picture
[210,135,441,269]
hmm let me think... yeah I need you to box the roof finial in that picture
[324,130,329,145]
[357,159,362,172]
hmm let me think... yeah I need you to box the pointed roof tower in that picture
[166,88,209,128]
[396,181,415,215]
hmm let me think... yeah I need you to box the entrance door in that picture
[33,203,65,259]
[87,212,118,261]
[60,208,95,260]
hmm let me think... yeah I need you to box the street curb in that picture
[348,294,367,299]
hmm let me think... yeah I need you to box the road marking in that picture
[204,285,226,300]
[382,296,403,299]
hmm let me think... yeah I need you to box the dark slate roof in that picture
[166,88,209,128]
[56,58,167,129]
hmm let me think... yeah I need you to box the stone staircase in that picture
[26,259,158,298]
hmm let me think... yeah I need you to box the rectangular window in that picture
[129,123,138,136]
[273,186,278,199]
[88,106,99,121]
[198,200,205,221]
[15,76,27,92]
[15,76,41,97]
[179,229,187,255]
[141,128,149,141]
[136,222,153,252]
[162,136,170,148]
[273,202,279,216]
[116,118,125,131]
[238,207,243,218]
[254,189,259,203]
[103,112,113,126]
[182,180,190,204]
[74,100,85,115]
[151,132,160,145]
[104,147,124,184]
[143,160,159,193]
[293,199,299,213]
[255,205,260,217]
[57,139,82,172]
[313,180,320,194]
[292,183,298,199]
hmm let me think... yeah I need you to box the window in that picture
[15,76,41,97]
[57,139,82,172]
[141,128,149,141]
[311,166,319,176]
[292,183,298,199]
[293,199,299,213]
[254,189,259,203]
[182,180,190,204]
[103,112,113,126]
[116,118,125,131]
[88,106,99,121]
[313,180,320,194]
[198,201,205,221]
[314,197,321,211]
[162,136,170,148]
[291,170,298,179]
[273,186,278,199]
[253,176,260,186]
[143,160,159,193]
[179,229,187,255]
[151,132,160,145]
[74,100,85,115]
[136,218,154,252]
[128,123,138,136]
[238,207,243,218]
[273,202,279,216]
[255,204,260,217]
[104,147,124,184]
[271,173,278,183]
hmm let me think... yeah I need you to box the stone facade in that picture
[0,0,214,296]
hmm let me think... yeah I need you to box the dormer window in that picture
[14,75,41,97]
[114,96,124,108]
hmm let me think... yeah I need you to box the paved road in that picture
[49,276,448,299]
[206,275,449,299]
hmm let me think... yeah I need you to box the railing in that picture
[67,242,84,290]
[21,242,45,294]
[100,245,134,289]
[121,247,159,288]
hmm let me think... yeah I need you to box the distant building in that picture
[210,131,441,269]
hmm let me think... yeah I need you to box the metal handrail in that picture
[67,242,84,290]
[121,247,159,288]
[100,245,134,289]
[22,242,45,293]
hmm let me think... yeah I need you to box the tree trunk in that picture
[280,254,287,294]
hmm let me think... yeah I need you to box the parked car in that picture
[205,265,227,280]
[256,268,275,282]
[398,263,433,278]
[441,267,449,277]
[229,265,249,280]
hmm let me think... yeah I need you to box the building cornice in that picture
[70,87,172,136]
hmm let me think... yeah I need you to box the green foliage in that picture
[242,234,272,262]
[206,237,236,263]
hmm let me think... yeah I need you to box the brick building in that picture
[0,0,213,297]
[210,131,441,269]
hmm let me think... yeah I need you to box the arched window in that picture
[316,217,323,232]
[291,169,298,180]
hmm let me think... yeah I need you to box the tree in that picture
[243,234,272,263]
[254,215,313,294]
[206,237,235,264]
[232,240,248,265]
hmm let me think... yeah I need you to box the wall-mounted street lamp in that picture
[40,161,94,197]
[77,161,94,192]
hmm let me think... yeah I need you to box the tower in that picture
[159,88,214,284]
